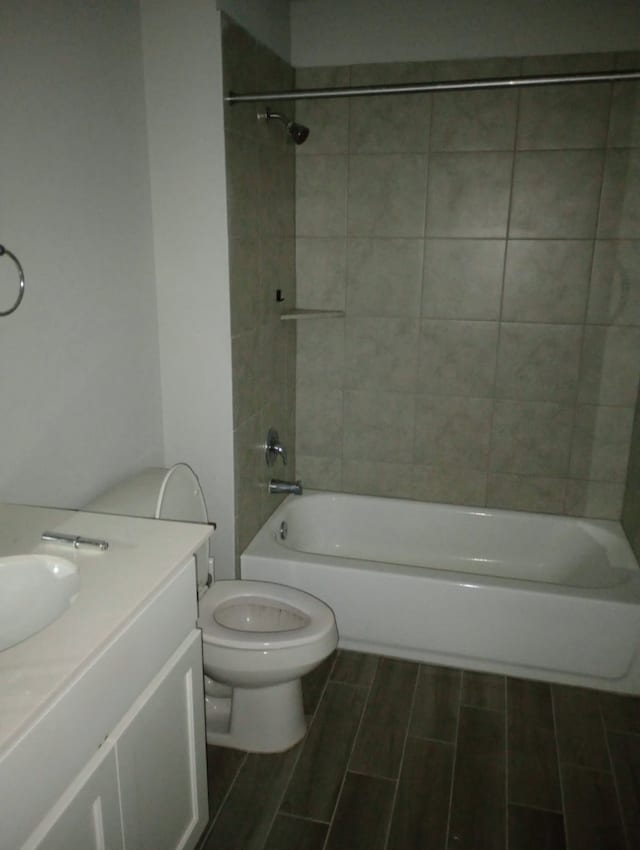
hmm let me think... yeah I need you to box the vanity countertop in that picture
[0,502,211,758]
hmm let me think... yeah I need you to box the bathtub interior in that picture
[272,492,637,590]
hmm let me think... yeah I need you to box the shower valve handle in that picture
[265,427,287,466]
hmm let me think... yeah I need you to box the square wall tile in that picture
[490,400,574,476]
[422,239,505,320]
[588,241,640,326]
[296,155,348,236]
[349,62,437,86]
[261,237,295,320]
[487,474,566,514]
[343,390,415,463]
[232,329,259,426]
[569,405,634,482]
[226,131,261,240]
[414,395,492,470]
[607,82,640,148]
[347,239,424,317]
[433,58,521,81]
[578,325,640,405]
[430,89,517,152]
[295,454,342,490]
[418,320,499,397]
[348,154,427,237]
[349,93,431,153]
[259,147,294,238]
[510,150,604,238]
[502,240,592,323]
[295,66,350,156]
[597,149,640,238]
[517,83,611,149]
[520,53,614,75]
[344,316,419,392]
[296,318,345,388]
[412,465,487,506]
[426,151,513,238]
[495,323,582,403]
[565,480,625,519]
[296,238,347,310]
[229,238,262,334]
[296,386,343,456]
[342,460,415,499]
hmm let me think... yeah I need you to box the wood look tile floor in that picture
[196,651,640,850]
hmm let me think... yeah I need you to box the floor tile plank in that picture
[324,772,395,850]
[508,678,562,811]
[409,664,461,743]
[280,681,368,821]
[600,692,640,735]
[263,814,328,850]
[302,651,336,716]
[508,804,566,850]
[205,744,247,822]
[607,730,640,849]
[552,685,609,770]
[561,764,626,850]
[462,670,506,712]
[331,650,379,687]
[447,706,506,850]
[386,737,454,850]
[203,744,301,850]
[349,656,419,779]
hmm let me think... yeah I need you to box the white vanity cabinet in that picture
[21,630,207,850]
[0,505,213,850]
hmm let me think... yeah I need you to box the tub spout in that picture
[269,479,303,496]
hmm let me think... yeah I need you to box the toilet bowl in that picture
[200,579,338,752]
[86,465,338,753]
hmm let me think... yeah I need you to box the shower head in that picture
[257,107,310,145]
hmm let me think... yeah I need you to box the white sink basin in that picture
[0,555,80,651]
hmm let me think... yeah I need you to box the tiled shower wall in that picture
[295,53,640,518]
[223,17,297,559]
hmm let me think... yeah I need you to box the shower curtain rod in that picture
[226,68,640,104]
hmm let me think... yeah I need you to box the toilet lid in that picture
[198,580,336,650]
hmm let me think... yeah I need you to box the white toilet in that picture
[86,464,338,753]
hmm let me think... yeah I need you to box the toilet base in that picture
[205,678,307,753]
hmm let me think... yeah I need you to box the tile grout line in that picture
[601,709,633,850]
[258,654,340,849]
[504,675,510,850]
[380,663,421,850]
[319,655,378,850]
[486,76,522,510]
[198,749,249,849]
[550,684,572,850]
[443,670,463,849]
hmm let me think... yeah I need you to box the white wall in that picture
[0,0,164,508]
[291,0,640,66]
[140,1,237,577]
[217,0,291,60]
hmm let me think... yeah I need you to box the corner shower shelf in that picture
[280,309,345,321]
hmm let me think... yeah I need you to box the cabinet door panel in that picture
[116,632,207,850]
[22,748,123,850]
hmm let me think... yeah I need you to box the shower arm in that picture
[227,68,640,104]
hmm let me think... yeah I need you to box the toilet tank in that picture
[85,465,212,591]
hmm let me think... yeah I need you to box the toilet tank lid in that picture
[85,464,209,525]
[155,463,209,525]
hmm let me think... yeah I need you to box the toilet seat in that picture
[199,580,336,650]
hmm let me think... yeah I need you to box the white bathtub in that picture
[241,491,640,694]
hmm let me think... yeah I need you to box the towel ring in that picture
[0,245,25,316]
